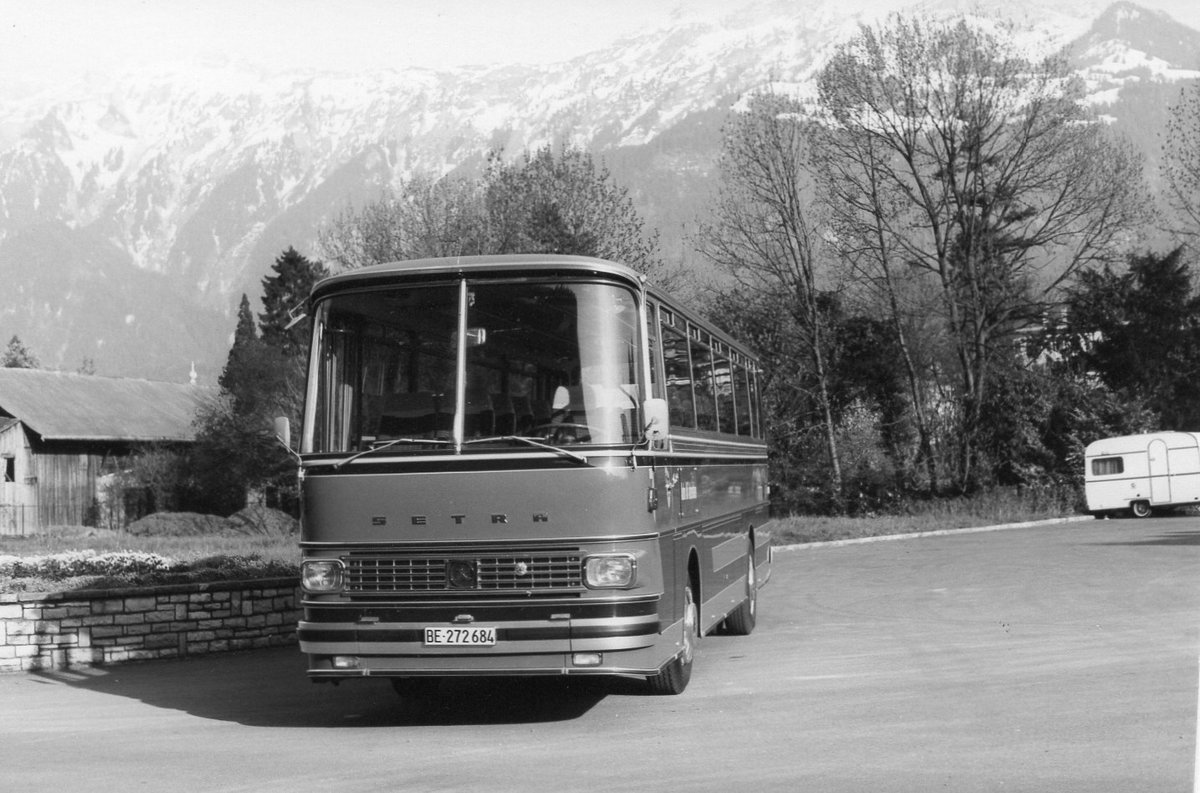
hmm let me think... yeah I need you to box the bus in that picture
[289,254,771,695]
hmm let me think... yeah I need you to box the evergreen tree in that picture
[219,294,260,401]
[193,287,305,516]
[259,247,328,355]
[192,247,327,516]
[1,335,39,368]
[1058,247,1200,429]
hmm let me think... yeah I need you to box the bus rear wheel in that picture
[1130,501,1153,519]
[723,541,757,636]
[647,583,696,695]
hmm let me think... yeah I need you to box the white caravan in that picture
[1084,431,1200,517]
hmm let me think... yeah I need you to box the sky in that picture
[0,0,730,83]
[2,0,1199,90]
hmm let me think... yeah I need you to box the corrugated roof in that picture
[0,368,210,442]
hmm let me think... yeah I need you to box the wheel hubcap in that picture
[681,590,696,664]
[747,556,756,617]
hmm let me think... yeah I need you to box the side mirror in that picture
[273,416,291,446]
[642,398,669,443]
[273,416,301,463]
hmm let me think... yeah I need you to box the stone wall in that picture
[0,578,299,673]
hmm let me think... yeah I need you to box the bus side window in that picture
[661,321,695,429]
[733,360,752,436]
[749,367,763,439]
[690,328,717,432]
[647,302,664,400]
[1092,457,1124,476]
[714,353,735,435]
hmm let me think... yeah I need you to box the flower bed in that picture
[0,550,298,594]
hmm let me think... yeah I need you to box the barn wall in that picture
[33,448,95,527]
[3,432,188,530]
[0,423,36,534]
[29,442,131,528]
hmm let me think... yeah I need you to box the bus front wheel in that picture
[1130,501,1153,519]
[647,583,696,695]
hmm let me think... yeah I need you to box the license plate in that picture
[423,626,497,646]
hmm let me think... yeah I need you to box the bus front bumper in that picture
[298,598,680,681]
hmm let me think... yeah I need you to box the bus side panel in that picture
[653,458,768,635]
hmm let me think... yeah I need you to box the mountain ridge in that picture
[0,0,1195,382]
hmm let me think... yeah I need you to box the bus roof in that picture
[310,254,644,302]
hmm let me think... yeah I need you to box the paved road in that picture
[1,517,1197,792]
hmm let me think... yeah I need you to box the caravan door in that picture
[1148,438,1171,504]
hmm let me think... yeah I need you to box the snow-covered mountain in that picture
[1069,0,1200,194]
[0,0,1196,382]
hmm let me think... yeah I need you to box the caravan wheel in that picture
[1130,501,1152,519]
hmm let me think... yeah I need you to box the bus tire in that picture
[724,541,757,636]
[1130,501,1153,519]
[647,583,696,695]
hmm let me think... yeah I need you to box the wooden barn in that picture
[0,368,207,533]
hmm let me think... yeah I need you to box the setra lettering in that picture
[408,513,551,525]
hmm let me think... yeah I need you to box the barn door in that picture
[1148,439,1171,504]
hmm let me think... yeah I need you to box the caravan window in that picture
[1092,457,1124,476]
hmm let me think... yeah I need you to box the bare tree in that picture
[700,91,844,501]
[816,15,1150,489]
[814,124,945,491]
[318,146,665,282]
[318,173,489,270]
[1162,82,1200,242]
[485,146,663,272]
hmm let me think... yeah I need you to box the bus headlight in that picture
[301,559,345,593]
[584,554,637,589]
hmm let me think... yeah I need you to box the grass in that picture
[1,488,1083,592]
[769,488,1083,545]
[0,525,300,560]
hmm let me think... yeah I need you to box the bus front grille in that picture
[344,552,584,593]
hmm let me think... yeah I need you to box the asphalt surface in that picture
[1,516,1197,792]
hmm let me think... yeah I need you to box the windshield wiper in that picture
[333,437,453,470]
[331,435,588,469]
[463,435,590,464]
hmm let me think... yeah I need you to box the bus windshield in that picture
[307,278,643,455]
